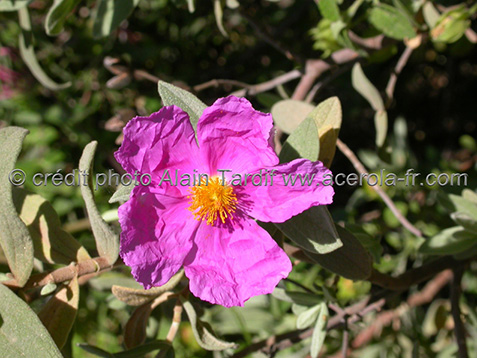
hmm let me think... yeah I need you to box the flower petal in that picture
[115,106,203,186]
[197,96,278,176]
[184,218,291,307]
[239,159,334,223]
[118,185,198,289]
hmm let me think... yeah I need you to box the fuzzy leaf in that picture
[13,187,91,264]
[92,0,140,38]
[271,100,315,134]
[79,141,119,264]
[275,206,342,255]
[45,0,81,36]
[0,127,34,286]
[109,183,134,203]
[181,299,236,351]
[38,276,79,349]
[112,269,184,306]
[419,226,476,255]
[18,7,71,90]
[310,302,328,358]
[0,0,32,11]
[0,284,63,357]
[369,4,417,40]
[157,81,207,132]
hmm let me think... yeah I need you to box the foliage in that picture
[0,0,476,357]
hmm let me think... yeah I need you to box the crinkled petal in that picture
[239,159,334,223]
[118,185,198,289]
[197,96,278,177]
[184,218,291,307]
[115,106,203,188]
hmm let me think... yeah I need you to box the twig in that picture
[166,299,183,343]
[193,79,252,92]
[451,267,469,358]
[231,69,302,97]
[335,138,423,238]
[341,318,349,358]
[465,28,477,43]
[352,270,452,348]
[385,46,413,107]
[2,257,119,290]
[348,32,386,50]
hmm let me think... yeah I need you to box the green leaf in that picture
[123,302,153,349]
[275,206,342,255]
[181,299,236,351]
[271,100,315,134]
[345,224,382,263]
[18,7,71,90]
[45,0,81,36]
[317,0,340,22]
[92,0,140,38]
[272,288,322,306]
[422,1,440,29]
[431,6,470,44]
[369,4,417,40]
[40,283,57,296]
[13,187,91,264]
[279,106,321,163]
[462,189,477,204]
[157,81,207,132]
[310,302,328,358]
[0,284,63,357]
[109,183,134,203]
[38,276,79,349]
[79,141,119,265]
[447,194,477,221]
[352,63,387,147]
[112,269,184,306]
[374,109,388,147]
[304,225,373,280]
[297,304,322,329]
[352,63,384,111]
[0,0,32,11]
[0,127,34,286]
[419,226,476,255]
[312,96,342,168]
[451,213,477,234]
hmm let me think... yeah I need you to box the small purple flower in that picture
[115,96,334,307]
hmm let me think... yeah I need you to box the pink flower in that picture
[115,96,334,307]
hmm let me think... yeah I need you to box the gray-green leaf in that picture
[157,81,207,132]
[92,0,140,38]
[0,284,63,357]
[419,226,476,255]
[275,206,342,255]
[310,302,328,358]
[181,299,236,351]
[109,182,134,203]
[369,4,417,40]
[0,0,32,11]
[0,127,34,286]
[271,99,314,134]
[79,141,119,265]
[317,0,340,22]
[45,0,81,36]
[18,7,71,90]
[272,288,322,306]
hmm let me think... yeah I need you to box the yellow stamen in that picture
[188,177,237,225]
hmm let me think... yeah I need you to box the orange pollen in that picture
[188,177,237,225]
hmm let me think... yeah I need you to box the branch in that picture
[385,46,413,107]
[166,299,183,343]
[352,270,452,348]
[231,69,302,97]
[2,257,118,290]
[451,267,469,358]
[335,138,423,238]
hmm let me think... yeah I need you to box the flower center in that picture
[188,177,237,225]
